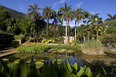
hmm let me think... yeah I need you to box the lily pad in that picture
[26,59,37,63]
[66,50,75,53]
[52,59,64,63]
[2,59,9,62]
[58,49,67,53]
[35,62,44,67]
[7,62,17,68]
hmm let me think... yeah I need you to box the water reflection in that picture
[45,55,84,66]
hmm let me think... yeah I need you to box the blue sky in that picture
[0,0,116,27]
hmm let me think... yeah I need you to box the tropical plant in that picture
[17,45,50,53]
[0,59,114,77]
[43,6,54,38]
[28,3,41,38]
[75,7,84,40]
[105,13,116,22]
[58,3,72,44]
[82,40,104,55]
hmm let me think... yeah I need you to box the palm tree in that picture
[83,11,91,41]
[105,14,116,22]
[58,3,72,44]
[52,11,59,39]
[89,13,99,40]
[43,6,54,38]
[28,3,41,38]
[75,7,84,40]
[73,10,77,40]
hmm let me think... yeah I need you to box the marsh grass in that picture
[82,40,104,55]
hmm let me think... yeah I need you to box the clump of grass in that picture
[82,40,104,55]
[17,45,50,53]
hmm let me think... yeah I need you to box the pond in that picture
[1,51,116,73]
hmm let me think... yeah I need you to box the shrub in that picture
[17,45,50,53]
[82,40,104,55]
[72,40,80,45]
[14,34,24,40]
[49,45,81,52]
[10,40,19,48]
[100,34,116,47]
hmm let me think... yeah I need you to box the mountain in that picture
[0,5,25,18]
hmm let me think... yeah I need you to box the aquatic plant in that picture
[0,59,114,77]
[82,40,104,55]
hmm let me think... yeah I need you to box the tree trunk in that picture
[53,24,55,40]
[68,18,69,43]
[37,26,39,42]
[77,21,79,40]
[65,17,68,44]
[88,31,89,41]
[96,29,98,41]
[75,20,76,40]
[47,17,49,38]
[33,24,35,42]
[83,36,86,42]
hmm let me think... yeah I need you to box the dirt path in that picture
[0,48,16,58]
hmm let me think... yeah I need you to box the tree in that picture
[0,6,10,30]
[28,3,41,38]
[75,7,84,40]
[43,6,54,38]
[105,13,116,22]
[58,3,72,44]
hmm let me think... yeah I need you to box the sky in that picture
[0,0,116,27]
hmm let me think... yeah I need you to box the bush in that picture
[82,40,104,55]
[10,40,19,48]
[17,45,50,53]
[72,40,80,45]
[14,34,24,40]
[100,34,116,47]
[49,45,81,52]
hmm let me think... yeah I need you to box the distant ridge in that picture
[0,5,25,18]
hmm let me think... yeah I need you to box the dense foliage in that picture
[17,45,50,53]
[17,44,81,53]
[0,3,116,46]
[0,59,114,77]
[0,5,25,18]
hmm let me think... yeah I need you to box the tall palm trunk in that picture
[65,17,68,44]
[37,25,39,42]
[53,24,55,40]
[47,17,49,38]
[88,31,89,41]
[77,21,79,40]
[68,18,69,43]
[75,20,76,40]
[96,29,98,41]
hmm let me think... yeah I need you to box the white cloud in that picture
[52,0,66,8]
[76,2,83,8]
[19,4,26,11]
[90,11,101,14]
[91,12,95,14]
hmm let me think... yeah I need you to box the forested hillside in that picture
[0,5,25,18]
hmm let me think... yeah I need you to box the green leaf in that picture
[66,60,72,72]
[70,74,76,77]
[77,67,84,77]
[0,59,10,74]
[17,60,28,77]
[102,67,107,75]
[74,62,78,71]
[84,67,92,77]
[96,72,101,77]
